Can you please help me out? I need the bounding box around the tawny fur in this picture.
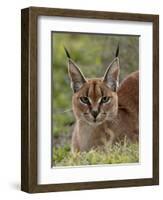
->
[67,58,139,152]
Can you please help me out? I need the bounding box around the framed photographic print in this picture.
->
[21,7,159,193]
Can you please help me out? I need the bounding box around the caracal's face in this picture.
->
[67,55,120,125]
[72,78,118,125]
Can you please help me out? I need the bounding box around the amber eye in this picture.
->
[101,96,110,103]
[80,97,90,104]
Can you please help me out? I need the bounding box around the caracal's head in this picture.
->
[67,50,120,125]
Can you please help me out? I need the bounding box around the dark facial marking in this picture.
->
[93,82,96,95]
[100,86,104,97]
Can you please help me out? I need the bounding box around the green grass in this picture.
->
[53,140,139,167]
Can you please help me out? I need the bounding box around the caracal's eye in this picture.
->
[101,96,111,103]
[80,96,90,104]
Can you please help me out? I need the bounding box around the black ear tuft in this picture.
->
[64,47,71,59]
[115,43,119,58]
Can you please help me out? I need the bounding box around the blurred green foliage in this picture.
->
[52,32,139,166]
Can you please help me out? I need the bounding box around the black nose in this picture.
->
[91,110,99,118]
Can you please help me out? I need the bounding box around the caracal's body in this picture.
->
[66,48,138,152]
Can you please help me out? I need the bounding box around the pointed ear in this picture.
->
[68,59,86,93]
[103,57,120,91]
